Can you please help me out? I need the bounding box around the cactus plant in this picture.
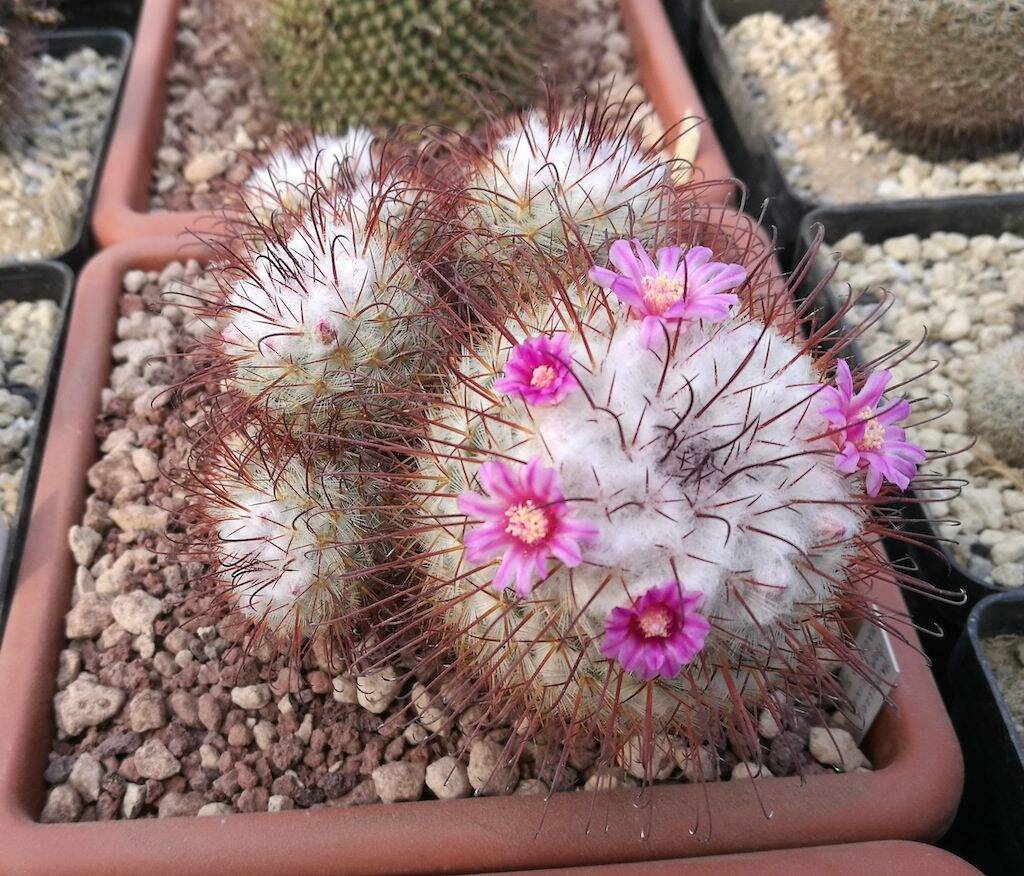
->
[187,132,442,440]
[368,230,929,782]
[456,103,676,265]
[0,0,58,137]
[262,0,562,132]
[192,431,380,656]
[826,0,1024,157]
[968,337,1024,467]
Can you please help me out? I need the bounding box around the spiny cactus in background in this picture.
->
[191,431,382,659]
[455,103,677,265]
[826,0,1024,157]
[363,225,935,785]
[0,0,59,136]
[186,132,442,440]
[968,337,1024,467]
[262,0,562,132]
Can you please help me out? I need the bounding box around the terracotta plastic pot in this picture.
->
[91,0,736,248]
[519,840,980,874]
[0,230,962,874]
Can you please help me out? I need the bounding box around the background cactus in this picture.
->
[0,0,58,136]
[826,0,1024,157]
[968,337,1024,467]
[262,0,562,132]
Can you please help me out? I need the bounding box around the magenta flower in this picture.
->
[819,360,926,496]
[493,334,576,406]
[588,238,746,348]
[601,581,710,681]
[456,458,598,596]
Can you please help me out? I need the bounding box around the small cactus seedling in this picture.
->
[262,0,562,131]
[186,133,442,441]
[0,0,58,137]
[968,337,1024,467]
[364,230,935,786]
[826,0,1024,157]
[192,431,381,659]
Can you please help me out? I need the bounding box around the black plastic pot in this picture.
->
[695,0,1024,258]
[19,29,133,269]
[946,592,1024,876]
[0,261,73,642]
[792,198,1024,674]
[663,0,700,60]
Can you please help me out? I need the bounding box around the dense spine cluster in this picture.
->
[968,337,1024,467]
[262,0,561,131]
[826,0,1024,157]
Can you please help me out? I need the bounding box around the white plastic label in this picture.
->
[837,609,901,744]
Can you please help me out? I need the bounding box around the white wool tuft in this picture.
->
[466,112,669,255]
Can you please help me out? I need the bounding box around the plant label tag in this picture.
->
[837,610,900,744]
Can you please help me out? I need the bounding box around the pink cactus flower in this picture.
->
[819,360,926,496]
[457,458,598,596]
[493,334,576,406]
[601,581,710,681]
[588,238,746,348]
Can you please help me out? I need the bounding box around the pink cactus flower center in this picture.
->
[504,500,550,545]
[637,605,674,638]
[856,409,886,452]
[640,274,686,315]
[530,364,558,389]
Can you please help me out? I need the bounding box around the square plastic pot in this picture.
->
[945,592,1024,875]
[791,198,1024,676]
[91,0,737,248]
[0,261,73,641]
[15,29,132,269]
[695,0,1024,257]
[0,234,961,875]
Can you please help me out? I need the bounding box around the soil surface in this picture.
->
[41,265,871,823]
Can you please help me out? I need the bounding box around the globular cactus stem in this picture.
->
[968,337,1024,467]
[826,0,1024,157]
[382,233,927,781]
[195,433,379,658]
[262,0,563,131]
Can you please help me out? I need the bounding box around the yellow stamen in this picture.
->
[505,501,550,545]
[640,274,687,315]
[856,408,886,452]
[638,605,673,638]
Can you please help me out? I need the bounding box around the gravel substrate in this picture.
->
[0,297,59,526]
[725,14,1024,203]
[149,0,651,212]
[0,48,121,263]
[834,230,1024,587]
[981,635,1024,741]
[41,265,871,823]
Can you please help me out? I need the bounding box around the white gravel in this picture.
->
[832,229,1024,586]
[0,297,59,525]
[0,47,120,263]
[725,14,1024,203]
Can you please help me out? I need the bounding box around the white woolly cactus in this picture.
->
[968,337,1024,467]
[200,436,376,649]
[245,128,376,216]
[459,106,674,260]
[401,235,925,774]
[201,133,438,434]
